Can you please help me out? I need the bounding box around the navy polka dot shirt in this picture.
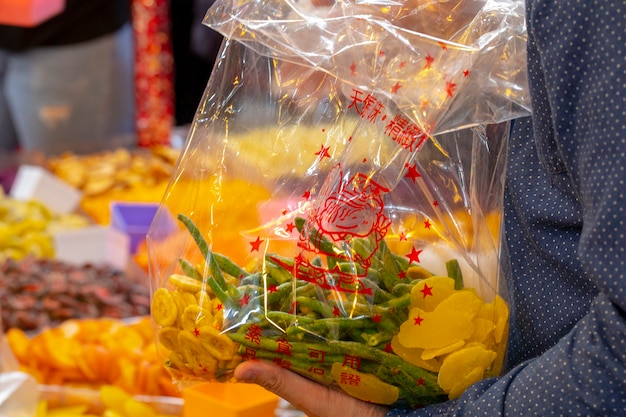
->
[387,0,626,415]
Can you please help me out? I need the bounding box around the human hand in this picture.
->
[234,360,390,417]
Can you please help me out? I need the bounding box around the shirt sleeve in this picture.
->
[386,0,626,415]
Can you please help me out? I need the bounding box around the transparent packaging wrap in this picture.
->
[147,0,530,408]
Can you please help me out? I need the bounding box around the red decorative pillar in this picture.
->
[132,0,174,147]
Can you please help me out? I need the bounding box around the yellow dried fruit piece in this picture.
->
[410,276,456,312]
[172,291,199,320]
[180,305,213,331]
[151,288,178,327]
[398,307,474,350]
[406,265,433,280]
[100,384,130,415]
[168,273,204,293]
[196,325,238,361]
[390,335,441,372]
[447,366,485,400]
[177,330,218,376]
[330,363,400,405]
[157,327,180,352]
[468,318,495,346]
[421,339,465,360]
[437,345,497,393]
[196,290,215,310]
[166,351,192,374]
[493,295,510,344]
[434,290,484,319]
[123,398,158,417]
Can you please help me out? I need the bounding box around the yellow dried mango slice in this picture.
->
[331,363,400,405]
[448,366,485,400]
[421,339,465,360]
[390,335,441,372]
[168,273,204,293]
[493,295,510,344]
[434,290,484,318]
[476,295,509,344]
[398,307,474,350]
[468,318,495,346]
[100,384,130,415]
[437,344,496,393]
[410,276,456,311]
[151,288,178,327]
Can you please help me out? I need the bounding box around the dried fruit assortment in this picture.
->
[5,317,179,398]
[151,214,509,407]
[47,147,179,224]
[0,257,150,332]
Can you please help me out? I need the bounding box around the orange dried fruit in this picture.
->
[5,327,30,363]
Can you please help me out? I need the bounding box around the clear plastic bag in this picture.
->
[147,0,528,407]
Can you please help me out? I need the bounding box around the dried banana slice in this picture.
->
[152,288,178,327]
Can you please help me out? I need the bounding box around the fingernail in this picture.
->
[234,364,255,382]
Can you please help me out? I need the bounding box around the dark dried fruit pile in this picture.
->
[0,257,151,332]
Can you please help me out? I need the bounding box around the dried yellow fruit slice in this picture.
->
[434,290,484,319]
[178,330,218,376]
[447,366,485,400]
[100,384,130,415]
[151,288,178,327]
[493,295,509,344]
[390,335,441,372]
[168,273,204,293]
[421,339,465,360]
[123,397,158,417]
[468,318,495,346]
[180,304,213,331]
[398,307,474,350]
[331,363,400,405]
[410,276,456,311]
[437,344,496,393]
[166,351,192,374]
[157,327,180,351]
[196,325,238,361]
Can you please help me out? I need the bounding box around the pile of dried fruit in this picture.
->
[0,257,150,332]
[0,191,90,261]
[6,317,180,398]
[47,147,179,225]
